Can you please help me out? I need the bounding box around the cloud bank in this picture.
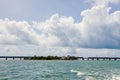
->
[0,0,120,49]
[0,45,120,57]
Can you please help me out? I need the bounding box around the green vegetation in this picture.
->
[24,55,77,60]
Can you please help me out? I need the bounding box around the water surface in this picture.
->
[0,60,120,80]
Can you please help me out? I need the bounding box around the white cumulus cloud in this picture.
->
[0,0,120,50]
[87,0,120,6]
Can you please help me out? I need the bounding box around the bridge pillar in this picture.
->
[92,58,94,60]
[103,58,105,61]
[109,58,111,61]
[82,58,84,60]
[6,58,7,60]
[97,58,99,60]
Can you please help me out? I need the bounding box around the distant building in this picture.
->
[67,55,70,60]
[61,56,66,60]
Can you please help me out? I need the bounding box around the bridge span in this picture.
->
[77,57,120,61]
[0,56,33,60]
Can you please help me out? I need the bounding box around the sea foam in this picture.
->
[70,69,86,76]
[110,75,120,80]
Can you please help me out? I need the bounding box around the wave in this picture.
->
[70,70,95,80]
[70,69,86,76]
[85,74,120,80]
[110,75,120,80]
[70,70,120,80]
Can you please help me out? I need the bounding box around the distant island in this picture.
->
[0,56,120,61]
[24,55,78,60]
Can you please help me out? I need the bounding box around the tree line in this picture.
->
[24,55,77,60]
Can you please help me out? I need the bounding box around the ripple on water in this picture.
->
[0,60,120,80]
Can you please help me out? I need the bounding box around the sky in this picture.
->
[0,0,120,56]
[0,0,91,22]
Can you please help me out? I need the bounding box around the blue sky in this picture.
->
[0,0,120,56]
[0,0,119,22]
[0,0,92,22]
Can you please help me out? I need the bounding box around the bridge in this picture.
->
[0,56,120,60]
[77,57,120,61]
[0,56,33,60]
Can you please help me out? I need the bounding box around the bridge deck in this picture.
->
[77,57,120,60]
[0,56,33,60]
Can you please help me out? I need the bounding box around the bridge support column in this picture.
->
[92,58,94,60]
[82,58,84,60]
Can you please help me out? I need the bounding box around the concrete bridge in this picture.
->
[0,56,120,60]
[77,57,120,61]
[0,56,33,60]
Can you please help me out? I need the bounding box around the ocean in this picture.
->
[0,60,120,80]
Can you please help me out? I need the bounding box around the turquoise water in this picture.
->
[0,60,120,80]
